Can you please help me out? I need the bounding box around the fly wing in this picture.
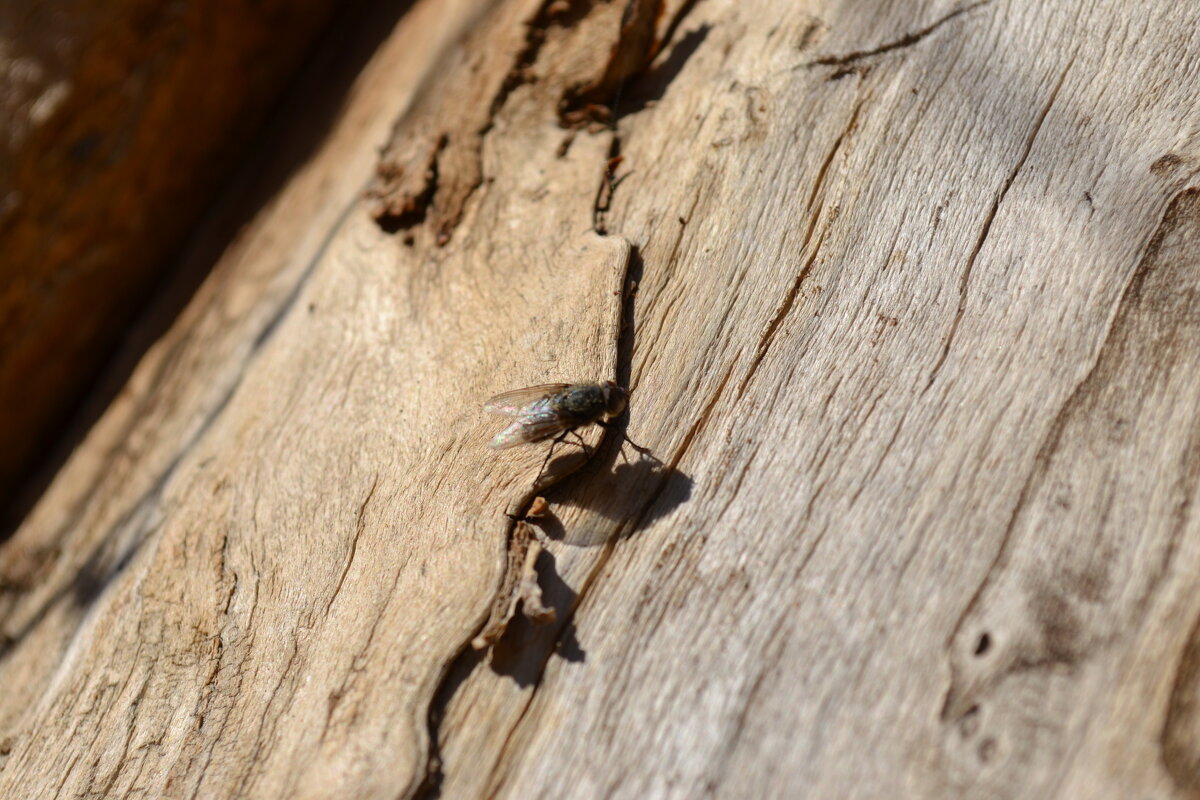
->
[488,400,571,449]
[483,383,570,416]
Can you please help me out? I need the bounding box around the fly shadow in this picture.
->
[485,440,692,686]
[532,442,692,547]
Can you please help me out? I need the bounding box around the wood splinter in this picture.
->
[472,521,556,650]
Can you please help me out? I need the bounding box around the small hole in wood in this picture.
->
[974,632,991,656]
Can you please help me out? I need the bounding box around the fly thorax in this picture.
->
[554,385,606,423]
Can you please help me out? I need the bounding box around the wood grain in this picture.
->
[3,0,1200,797]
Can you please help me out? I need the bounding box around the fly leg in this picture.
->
[536,431,569,483]
[567,429,593,459]
[599,420,657,463]
[534,427,589,487]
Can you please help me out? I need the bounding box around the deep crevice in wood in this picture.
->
[412,244,683,798]
[592,138,625,234]
[370,0,706,244]
[560,0,664,124]
[373,135,446,235]
[411,244,642,799]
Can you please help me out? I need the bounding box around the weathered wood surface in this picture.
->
[0,0,348,510]
[3,0,1200,797]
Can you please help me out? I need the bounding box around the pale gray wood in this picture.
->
[3,0,1200,798]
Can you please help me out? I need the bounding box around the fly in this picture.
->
[484,381,650,480]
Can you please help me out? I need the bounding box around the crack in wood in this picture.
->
[321,561,405,745]
[806,98,862,213]
[738,239,820,399]
[736,97,863,401]
[234,637,302,796]
[809,0,992,68]
[560,0,664,124]
[324,474,379,615]
[87,656,152,797]
[372,136,446,236]
[924,56,1073,393]
[592,137,626,234]
[480,397,704,799]
[470,521,555,651]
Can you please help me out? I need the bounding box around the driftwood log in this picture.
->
[3,0,1200,797]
